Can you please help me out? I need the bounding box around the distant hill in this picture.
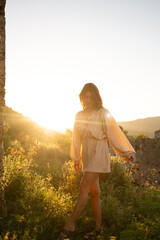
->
[118,117,160,137]
[3,105,23,117]
[2,106,160,137]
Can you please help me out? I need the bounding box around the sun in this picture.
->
[26,106,75,132]
[32,114,71,132]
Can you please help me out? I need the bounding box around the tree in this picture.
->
[0,0,7,216]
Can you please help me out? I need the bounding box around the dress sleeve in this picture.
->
[102,109,135,161]
[70,113,82,163]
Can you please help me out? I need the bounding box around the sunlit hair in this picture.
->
[79,83,103,110]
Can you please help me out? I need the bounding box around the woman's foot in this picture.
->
[83,228,102,239]
[57,226,79,240]
[57,229,75,240]
[64,223,76,232]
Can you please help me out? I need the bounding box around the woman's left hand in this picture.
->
[129,155,134,163]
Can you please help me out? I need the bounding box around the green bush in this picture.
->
[1,126,160,240]
[32,142,70,189]
[0,145,73,240]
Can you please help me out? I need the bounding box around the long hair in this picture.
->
[79,83,103,110]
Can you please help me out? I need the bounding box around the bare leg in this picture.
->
[90,177,102,230]
[64,171,100,231]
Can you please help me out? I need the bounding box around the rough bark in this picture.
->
[0,0,7,217]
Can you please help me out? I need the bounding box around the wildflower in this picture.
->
[110,236,116,240]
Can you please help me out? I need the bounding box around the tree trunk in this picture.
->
[0,0,7,217]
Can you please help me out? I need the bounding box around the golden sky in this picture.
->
[5,0,160,131]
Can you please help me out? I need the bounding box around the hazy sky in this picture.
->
[5,0,160,131]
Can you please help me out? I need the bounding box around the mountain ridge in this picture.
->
[3,106,160,137]
[118,116,160,137]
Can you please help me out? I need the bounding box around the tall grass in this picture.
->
[0,130,160,239]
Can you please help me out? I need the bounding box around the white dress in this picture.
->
[70,107,135,173]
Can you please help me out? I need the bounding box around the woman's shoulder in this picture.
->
[75,110,84,119]
[75,108,110,118]
[98,107,113,121]
[98,107,109,114]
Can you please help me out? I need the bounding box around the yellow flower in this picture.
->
[110,236,116,240]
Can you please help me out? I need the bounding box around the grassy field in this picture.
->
[0,116,160,240]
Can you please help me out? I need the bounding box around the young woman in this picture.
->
[58,83,135,239]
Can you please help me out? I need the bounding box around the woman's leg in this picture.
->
[64,171,100,231]
[90,177,102,230]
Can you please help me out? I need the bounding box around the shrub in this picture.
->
[1,128,160,240]
[0,147,73,240]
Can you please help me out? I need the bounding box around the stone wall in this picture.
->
[155,129,160,138]
[139,137,160,168]
[0,0,7,217]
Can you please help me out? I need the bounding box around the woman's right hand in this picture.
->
[74,163,81,172]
